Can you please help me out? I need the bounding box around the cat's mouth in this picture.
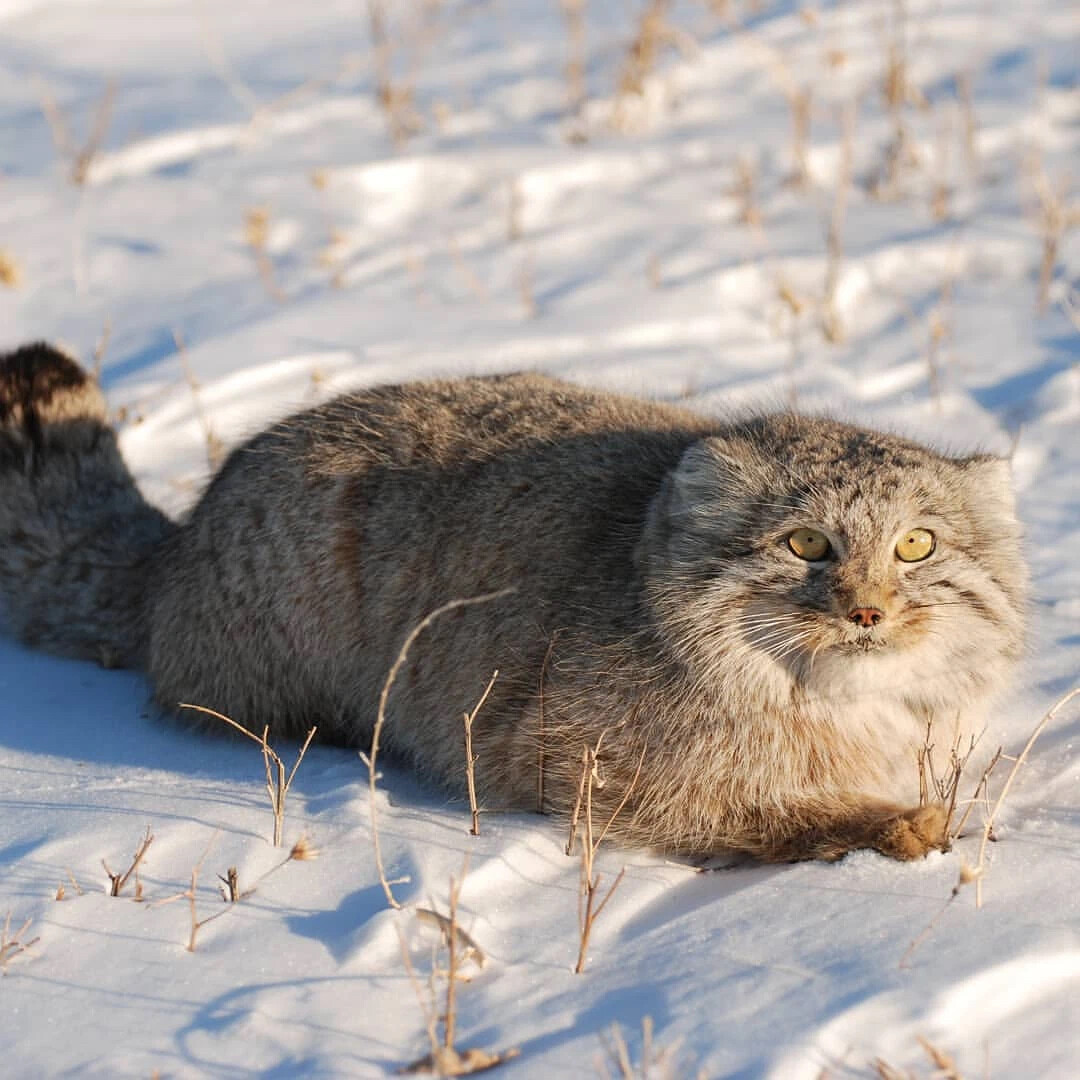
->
[832,630,891,653]
[837,637,889,653]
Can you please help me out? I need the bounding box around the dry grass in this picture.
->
[902,686,1079,966]
[915,720,977,846]
[368,0,424,146]
[874,1036,966,1079]
[561,0,588,123]
[55,870,84,902]
[821,101,856,344]
[872,0,925,199]
[0,249,22,288]
[1029,156,1080,312]
[363,590,514,910]
[612,0,695,131]
[155,834,316,951]
[596,1016,694,1079]
[463,669,498,837]
[0,912,40,974]
[569,732,646,974]
[172,329,226,472]
[243,206,287,303]
[178,703,316,847]
[37,77,115,185]
[399,862,519,1075]
[733,154,762,228]
[103,825,154,898]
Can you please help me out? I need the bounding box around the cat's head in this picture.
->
[642,415,1026,709]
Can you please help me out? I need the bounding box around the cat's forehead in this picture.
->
[738,416,965,515]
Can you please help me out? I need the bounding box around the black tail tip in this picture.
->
[0,341,106,430]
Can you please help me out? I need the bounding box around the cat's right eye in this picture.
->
[788,528,832,561]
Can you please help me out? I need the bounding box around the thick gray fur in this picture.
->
[0,344,1026,860]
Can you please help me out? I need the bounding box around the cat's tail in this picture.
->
[0,342,177,668]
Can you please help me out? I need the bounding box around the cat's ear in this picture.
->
[638,438,756,570]
[668,437,761,518]
[960,454,1017,520]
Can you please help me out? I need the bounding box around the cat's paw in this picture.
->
[874,803,949,860]
[0,342,105,433]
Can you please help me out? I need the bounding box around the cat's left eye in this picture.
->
[896,528,935,562]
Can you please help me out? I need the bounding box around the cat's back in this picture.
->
[195,371,719,591]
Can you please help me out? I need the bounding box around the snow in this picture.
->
[0,0,1077,1076]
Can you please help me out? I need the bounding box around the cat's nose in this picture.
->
[848,606,885,628]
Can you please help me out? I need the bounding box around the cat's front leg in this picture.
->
[755,800,949,863]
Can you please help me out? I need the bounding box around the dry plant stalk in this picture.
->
[972,685,1080,908]
[92,317,111,380]
[463,670,498,836]
[368,0,422,145]
[930,105,952,222]
[874,1036,965,1080]
[597,1016,687,1079]
[873,0,924,198]
[821,101,855,344]
[733,155,762,227]
[1030,161,1080,312]
[571,732,647,974]
[787,86,812,190]
[37,78,115,185]
[612,0,695,130]
[178,703,316,847]
[364,590,514,909]
[915,717,975,845]
[399,863,519,1075]
[561,0,587,121]
[902,686,1079,966]
[0,249,22,288]
[172,330,225,471]
[156,834,315,950]
[0,913,40,974]
[244,207,286,303]
[219,867,242,903]
[103,825,154,897]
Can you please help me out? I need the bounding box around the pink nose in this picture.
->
[848,607,884,628]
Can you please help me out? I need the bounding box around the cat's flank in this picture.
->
[0,343,1026,861]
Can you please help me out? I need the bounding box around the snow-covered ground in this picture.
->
[1,1,1078,1075]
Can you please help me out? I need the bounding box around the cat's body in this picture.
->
[0,344,1026,860]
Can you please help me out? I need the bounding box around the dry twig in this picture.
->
[821,101,855,343]
[572,732,647,974]
[364,590,514,909]
[973,686,1079,907]
[172,330,225,471]
[597,1015,686,1079]
[179,703,316,847]
[463,670,498,836]
[103,825,154,898]
[399,862,518,1075]
[0,913,40,973]
[37,78,115,185]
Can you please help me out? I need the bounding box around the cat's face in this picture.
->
[648,417,1027,707]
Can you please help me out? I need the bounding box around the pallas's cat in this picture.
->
[0,344,1026,860]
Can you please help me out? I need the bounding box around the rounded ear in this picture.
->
[667,437,763,522]
[961,454,1017,520]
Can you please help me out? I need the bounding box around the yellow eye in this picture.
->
[788,528,832,561]
[896,528,935,562]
